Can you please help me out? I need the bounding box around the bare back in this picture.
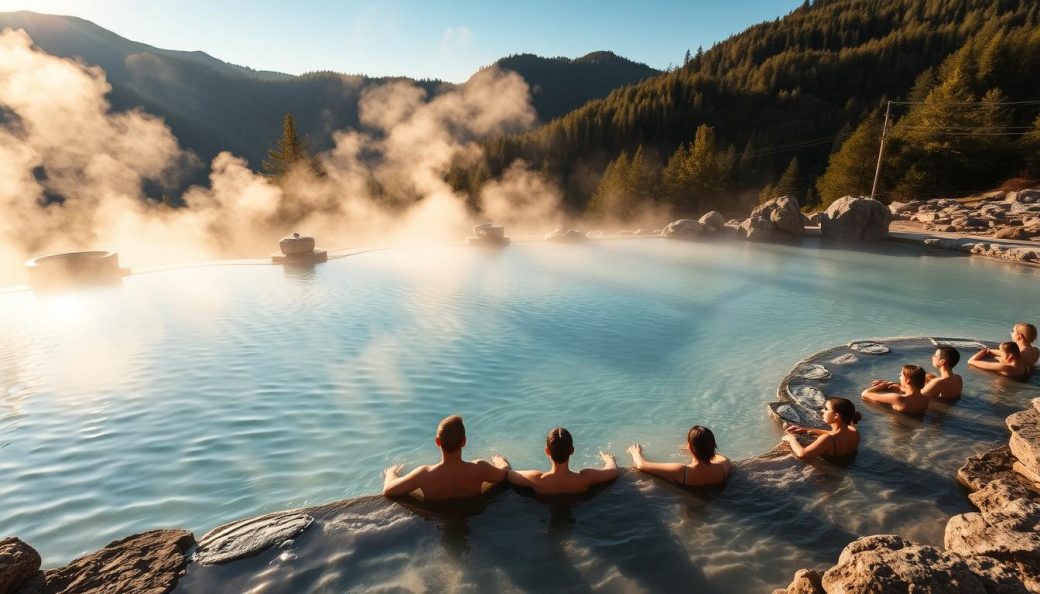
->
[922,374,962,401]
[682,455,731,487]
[516,469,595,495]
[1023,346,1039,368]
[407,460,500,500]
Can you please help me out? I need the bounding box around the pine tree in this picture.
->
[816,118,884,207]
[760,157,802,203]
[262,113,324,179]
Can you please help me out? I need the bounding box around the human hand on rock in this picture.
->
[626,444,643,459]
[599,451,616,465]
[384,464,404,478]
[491,454,510,469]
[785,424,805,434]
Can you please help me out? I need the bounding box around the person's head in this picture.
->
[901,365,926,389]
[686,425,717,463]
[823,397,862,427]
[933,347,960,370]
[1000,341,1022,363]
[436,415,466,454]
[1012,323,1037,345]
[546,427,574,464]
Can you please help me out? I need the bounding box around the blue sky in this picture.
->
[0,0,803,81]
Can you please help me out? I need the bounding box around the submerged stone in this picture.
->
[795,364,831,381]
[848,341,890,354]
[830,353,858,365]
[788,385,825,408]
[195,510,314,565]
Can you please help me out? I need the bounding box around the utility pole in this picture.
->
[870,101,892,201]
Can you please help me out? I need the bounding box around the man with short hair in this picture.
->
[862,364,929,414]
[382,415,510,500]
[986,323,1038,367]
[923,347,963,401]
[505,427,618,495]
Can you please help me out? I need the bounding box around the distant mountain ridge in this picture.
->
[489,52,658,122]
[0,11,657,178]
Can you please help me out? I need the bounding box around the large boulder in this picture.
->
[739,215,775,242]
[41,530,195,594]
[958,445,1020,492]
[749,196,804,237]
[820,196,892,241]
[821,534,1027,593]
[0,537,41,594]
[698,210,726,232]
[661,219,705,239]
[1008,407,1040,478]
[945,478,1040,589]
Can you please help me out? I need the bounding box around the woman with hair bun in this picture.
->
[627,425,731,487]
[782,397,860,460]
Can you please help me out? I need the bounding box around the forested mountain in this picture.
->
[0,12,656,181]
[466,0,1040,218]
[490,52,658,122]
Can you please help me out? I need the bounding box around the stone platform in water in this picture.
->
[769,336,995,432]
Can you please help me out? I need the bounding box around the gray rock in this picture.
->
[750,196,804,237]
[698,210,726,232]
[788,385,826,408]
[821,534,1027,593]
[196,510,314,565]
[740,215,775,242]
[1008,408,1040,478]
[795,363,831,381]
[661,219,705,239]
[981,191,1007,202]
[41,530,194,594]
[849,341,890,354]
[0,537,41,594]
[820,196,892,241]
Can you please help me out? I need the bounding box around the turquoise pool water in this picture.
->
[1,238,1038,592]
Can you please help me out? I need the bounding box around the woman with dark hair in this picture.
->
[782,397,861,460]
[627,425,731,487]
[968,341,1030,379]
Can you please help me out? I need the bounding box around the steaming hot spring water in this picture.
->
[2,238,1039,593]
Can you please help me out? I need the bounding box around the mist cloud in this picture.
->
[0,28,573,285]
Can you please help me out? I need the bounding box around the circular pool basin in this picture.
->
[1,238,1038,592]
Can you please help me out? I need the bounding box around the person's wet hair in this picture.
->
[1001,341,1022,361]
[936,347,960,369]
[826,397,862,426]
[687,425,717,463]
[546,427,574,463]
[903,365,926,389]
[437,415,466,453]
[1016,322,1037,343]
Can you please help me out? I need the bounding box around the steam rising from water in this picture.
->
[0,28,564,285]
